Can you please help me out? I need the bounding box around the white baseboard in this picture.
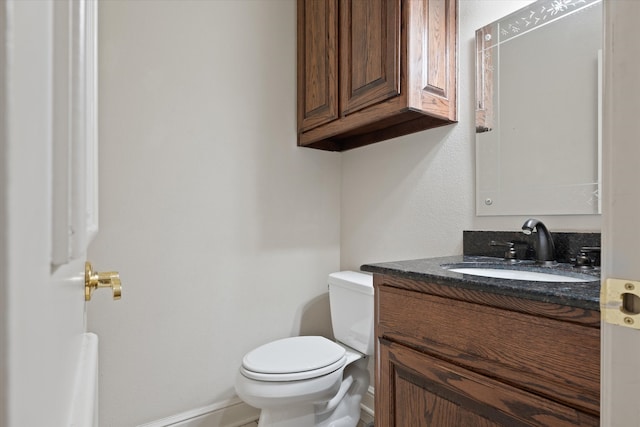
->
[359,386,375,424]
[137,387,375,427]
[136,397,260,427]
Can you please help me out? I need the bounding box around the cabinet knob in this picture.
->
[85,261,122,301]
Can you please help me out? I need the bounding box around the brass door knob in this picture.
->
[85,262,122,301]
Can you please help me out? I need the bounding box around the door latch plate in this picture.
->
[601,278,640,329]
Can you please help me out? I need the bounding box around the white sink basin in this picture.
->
[447,267,594,283]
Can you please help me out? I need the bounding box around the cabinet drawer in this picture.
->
[376,285,600,414]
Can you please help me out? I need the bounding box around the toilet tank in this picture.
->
[328,271,374,356]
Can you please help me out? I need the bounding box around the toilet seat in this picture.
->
[241,336,347,382]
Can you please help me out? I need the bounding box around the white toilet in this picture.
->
[235,271,374,427]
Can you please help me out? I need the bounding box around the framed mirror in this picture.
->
[475,0,602,216]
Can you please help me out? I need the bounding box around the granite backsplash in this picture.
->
[463,230,601,265]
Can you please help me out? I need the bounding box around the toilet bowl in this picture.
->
[235,271,374,427]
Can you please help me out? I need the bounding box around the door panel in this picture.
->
[406,0,457,120]
[340,0,401,115]
[52,0,99,265]
[601,1,640,425]
[297,0,339,132]
[1,1,99,425]
[378,341,598,427]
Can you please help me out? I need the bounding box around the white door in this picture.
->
[601,1,640,425]
[0,1,115,426]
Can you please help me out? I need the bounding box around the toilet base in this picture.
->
[316,359,369,427]
[258,405,315,427]
[256,359,370,427]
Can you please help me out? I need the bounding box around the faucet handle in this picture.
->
[489,240,518,260]
[490,240,514,247]
[581,246,601,254]
[574,252,593,268]
[575,246,601,268]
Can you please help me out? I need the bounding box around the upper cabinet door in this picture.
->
[340,0,400,116]
[406,0,457,121]
[297,0,339,132]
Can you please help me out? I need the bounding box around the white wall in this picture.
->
[88,1,341,425]
[340,0,601,271]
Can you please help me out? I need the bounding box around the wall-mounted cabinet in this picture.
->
[297,0,458,151]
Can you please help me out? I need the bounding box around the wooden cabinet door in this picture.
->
[339,0,401,115]
[297,0,339,132]
[406,0,457,121]
[377,340,599,427]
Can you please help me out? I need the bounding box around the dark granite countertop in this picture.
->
[361,255,601,311]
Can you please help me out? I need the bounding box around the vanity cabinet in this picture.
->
[374,274,600,426]
[297,0,458,151]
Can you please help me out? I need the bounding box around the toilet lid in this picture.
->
[241,336,346,381]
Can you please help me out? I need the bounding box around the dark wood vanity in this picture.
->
[363,258,600,427]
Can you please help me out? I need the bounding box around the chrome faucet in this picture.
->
[521,218,556,265]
